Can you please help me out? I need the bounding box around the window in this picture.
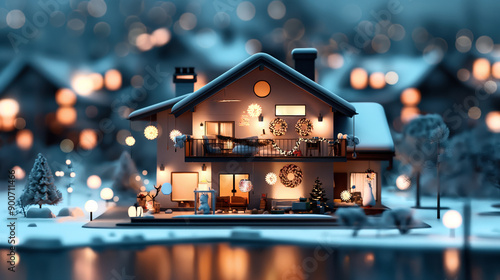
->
[275,105,306,116]
[219,173,249,201]
[171,172,199,202]
[205,121,234,137]
[254,80,271,97]
[350,172,377,201]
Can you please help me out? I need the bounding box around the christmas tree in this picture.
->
[20,153,62,208]
[309,177,328,208]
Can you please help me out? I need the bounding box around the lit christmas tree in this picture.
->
[20,153,63,208]
[309,177,328,209]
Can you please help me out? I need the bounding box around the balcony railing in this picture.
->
[185,137,347,161]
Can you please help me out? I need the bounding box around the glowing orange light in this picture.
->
[485,111,500,133]
[0,98,19,118]
[56,107,77,126]
[135,33,154,51]
[152,28,171,46]
[400,88,421,106]
[401,107,420,123]
[89,73,104,90]
[12,166,25,180]
[104,69,122,91]
[79,129,98,150]
[473,58,490,81]
[492,62,500,79]
[1,117,15,131]
[444,249,460,278]
[16,129,33,150]
[56,88,77,106]
[369,72,386,89]
[350,68,368,90]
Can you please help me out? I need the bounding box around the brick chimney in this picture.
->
[173,67,197,96]
[291,48,317,81]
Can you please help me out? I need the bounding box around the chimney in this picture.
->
[173,67,197,96]
[291,48,317,81]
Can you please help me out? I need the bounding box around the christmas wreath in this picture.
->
[279,164,303,188]
[269,118,288,136]
[295,118,313,136]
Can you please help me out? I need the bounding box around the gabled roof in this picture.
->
[128,94,189,121]
[170,53,356,117]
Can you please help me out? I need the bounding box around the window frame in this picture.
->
[275,104,306,117]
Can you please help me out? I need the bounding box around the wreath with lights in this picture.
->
[269,118,288,136]
[295,118,313,136]
[279,164,303,188]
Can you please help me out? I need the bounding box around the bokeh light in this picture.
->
[0,99,19,118]
[16,129,33,150]
[89,73,104,90]
[442,210,462,229]
[328,54,344,69]
[485,111,500,132]
[372,34,391,53]
[136,33,154,51]
[100,187,114,200]
[385,71,399,85]
[396,174,411,190]
[400,88,421,106]
[125,136,136,146]
[6,10,25,29]
[457,68,470,82]
[14,118,26,130]
[72,74,94,96]
[455,36,472,53]
[60,139,74,153]
[492,62,500,79]
[56,107,77,126]
[151,28,171,46]
[104,69,122,91]
[268,1,286,20]
[237,2,256,21]
[401,107,420,123]
[473,58,490,80]
[12,166,25,180]
[179,13,197,30]
[56,89,77,106]
[369,72,386,89]
[350,68,368,90]
[87,175,102,189]
[476,36,494,54]
[467,106,481,120]
[79,129,98,150]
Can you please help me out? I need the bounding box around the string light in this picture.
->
[340,190,352,202]
[125,136,136,146]
[169,129,182,143]
[265,172,278,185]
[247,103,262,117]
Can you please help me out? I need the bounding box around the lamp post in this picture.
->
[85,200,98,221]
[100,187,114,207]
[443,210,462,238]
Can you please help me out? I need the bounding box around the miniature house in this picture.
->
[128,48,394,211]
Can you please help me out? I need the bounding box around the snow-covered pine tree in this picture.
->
[20,153,62,208]
[309,177,328,208]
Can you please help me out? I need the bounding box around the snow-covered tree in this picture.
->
[20,153,62,209]
[112,151,142,192]
[396,114,449,208]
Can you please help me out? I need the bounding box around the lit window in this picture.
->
[254,80,271,97]
[275,105,306,116]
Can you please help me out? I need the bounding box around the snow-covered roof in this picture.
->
[336,102,394,152]
[170,52,356,117]
[127,94,189,121]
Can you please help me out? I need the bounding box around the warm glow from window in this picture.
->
[473,58,490,80]
[0,98,19,118]
[79,129,98,150]
[275,105,306,116]
[16,129,33,150]
[105,69,122,91]
[369,72,386,89]
[350,68,368,90]
[72,74,94,96]
[56,89,77,106]
[254,80,271,97]
[486,111,500,132]
[400,88,421,106]
[492,62,500,79]
[401,107,420,123]
[56,107,77,126]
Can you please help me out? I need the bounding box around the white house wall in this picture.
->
[191,67,334,139]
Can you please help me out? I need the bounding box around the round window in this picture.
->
[254,80,271,97]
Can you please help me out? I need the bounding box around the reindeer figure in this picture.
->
[147,184,162,213]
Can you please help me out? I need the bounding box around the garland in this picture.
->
[269,118,288,136]
[271,137,332,156]
[279,164,303,188]
[295,118,313,136]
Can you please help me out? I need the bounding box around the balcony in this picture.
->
[185,137,347,162]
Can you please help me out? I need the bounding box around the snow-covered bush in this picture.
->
[335,207,367,237]
[26,208,55,218]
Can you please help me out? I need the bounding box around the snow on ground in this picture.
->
[1,183,500,251]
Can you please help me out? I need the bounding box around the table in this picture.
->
[193,189,217,215]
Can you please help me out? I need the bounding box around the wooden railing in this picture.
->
[185,138,346,159]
